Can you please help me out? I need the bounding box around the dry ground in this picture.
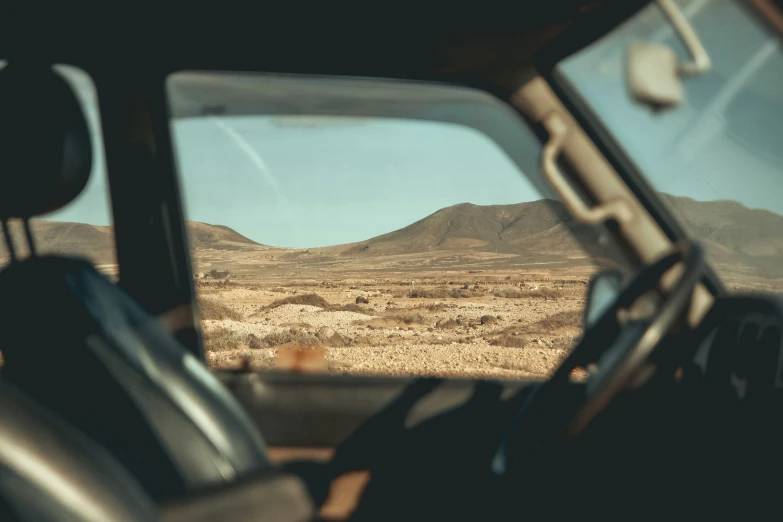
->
[198,268,590,380]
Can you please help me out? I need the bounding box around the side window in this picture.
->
[166,72,616,379]
[0,63,116,277]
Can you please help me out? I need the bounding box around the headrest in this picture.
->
[0,62,92,219]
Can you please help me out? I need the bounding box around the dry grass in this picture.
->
[263,293,331,311]
[493,287,565,300]
[489,333,527,348]
[203,327,245,351]
[385,312,429,325]
[534,309,582,330]
[204,326,323,353]
[254,328,322,348]
[199,298,243,321]
[406,287,479,299]
[330,303,371,313]
[484,309,581,349]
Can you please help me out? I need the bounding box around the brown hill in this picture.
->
[186,222,262,250]
[338,200,599,261]
[4,195,783,280]
[0,221,260,266]
[337,195,783,277]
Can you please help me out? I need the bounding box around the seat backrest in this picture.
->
[0,377,158,522]
[0,256,271,501]
[0,61,270,501]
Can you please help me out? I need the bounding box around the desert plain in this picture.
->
[4,194,783,379]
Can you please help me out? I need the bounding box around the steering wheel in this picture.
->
[496,241,705,473]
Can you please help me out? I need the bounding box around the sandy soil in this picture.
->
[199,268,589,380]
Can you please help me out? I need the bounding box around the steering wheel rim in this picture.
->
[496,242,705,474]
[566,241,705,436]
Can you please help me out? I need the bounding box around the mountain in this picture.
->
[659,194,783,278]
[186,222,262,250]
[4,194,783,280]
[336,199,605,265]
[0,221,260,267]
[335,195,783,277]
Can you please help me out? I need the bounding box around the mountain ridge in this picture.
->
[3,194,783,279]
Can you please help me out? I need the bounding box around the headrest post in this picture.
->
[23,219,36,257]
[2,219,17,263]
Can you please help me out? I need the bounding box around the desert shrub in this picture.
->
[534,310,582,331]
[203,327,245,352]
[245,333,262,349]
[330,303,370,313]
[550,334,581,351]
[348,335,394,347]
[263,293,331,311]
[493,287,565,300]
[526,287,565,299]
[199,298,243,321]
[386,312,428,325]
[493,287,523,298]
[489,334,527,348]
[256,328,322,348]
[408,287,478,298]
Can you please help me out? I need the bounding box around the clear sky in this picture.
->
[557,0,783,214]
[46,108,542,248]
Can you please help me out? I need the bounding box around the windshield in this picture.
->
[556,0,783,293]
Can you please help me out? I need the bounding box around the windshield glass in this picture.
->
[556,0,783,293]
[166,73,631,379]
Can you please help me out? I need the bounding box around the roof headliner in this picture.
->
[2,1,630,91]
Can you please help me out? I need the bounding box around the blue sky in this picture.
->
[47,111,541,248]
[557,0,783,213]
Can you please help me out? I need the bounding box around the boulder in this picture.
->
[317,327,345,346]
[480,315,498,325]
[436,318,459,329]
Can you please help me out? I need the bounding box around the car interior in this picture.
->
[2,1,783,520]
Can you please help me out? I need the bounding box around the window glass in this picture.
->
[556,0,783,292]
[167,72,624,379]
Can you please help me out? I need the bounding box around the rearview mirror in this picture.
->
[627,43,683,110]
[625,0,711,110]
[584,270,625,329]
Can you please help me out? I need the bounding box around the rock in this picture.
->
[246,333,262,349]
[316,327,345,347]
[496,315,503,320]
[480,315,497,325]
[436,318,459,329]
[356,296,370,304]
